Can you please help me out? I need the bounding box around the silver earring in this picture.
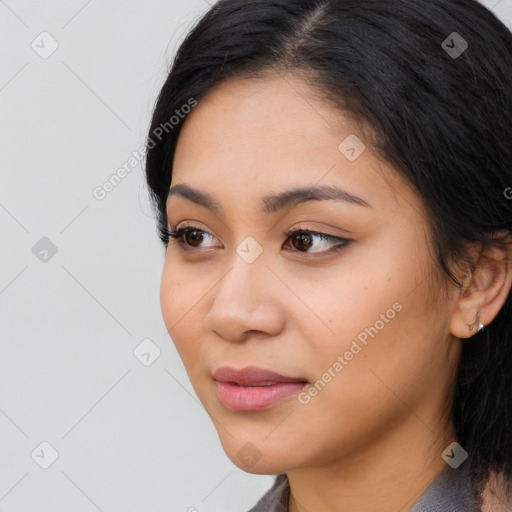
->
[467,310,484,333]
[476,310,484,332]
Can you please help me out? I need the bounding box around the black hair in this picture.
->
[144,0,512,502]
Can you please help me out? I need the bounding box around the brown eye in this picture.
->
[184,230,205,247]
[168,226,219,250]
[291,232,314,252]
[284,229,351,255]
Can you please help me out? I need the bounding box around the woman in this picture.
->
[144,0,512,510]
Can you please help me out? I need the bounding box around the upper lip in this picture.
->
[213,366,308,386]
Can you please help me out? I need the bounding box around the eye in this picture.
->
[168,225,220,250]
[168,225,350,255]
[283,228,350,255]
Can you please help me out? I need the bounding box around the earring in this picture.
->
[466,310,484,333]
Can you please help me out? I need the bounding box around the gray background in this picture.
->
[1,1,511,511]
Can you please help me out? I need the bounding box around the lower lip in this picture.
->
[215,381,307,411]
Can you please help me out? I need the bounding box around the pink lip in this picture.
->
[213,366,308,411]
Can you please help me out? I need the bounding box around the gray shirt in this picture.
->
[247,465,481,512]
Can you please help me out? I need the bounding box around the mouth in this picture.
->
[212,365,309,411]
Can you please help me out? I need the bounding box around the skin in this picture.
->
[160,73,512,512]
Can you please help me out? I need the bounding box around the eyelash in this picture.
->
[167,225,350,256]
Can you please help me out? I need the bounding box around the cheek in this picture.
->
[284,256,407,355]
[289,248,439,404]
[160,260,207,363]
[160,261,181,328]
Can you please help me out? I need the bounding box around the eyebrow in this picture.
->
[167,183,372,214]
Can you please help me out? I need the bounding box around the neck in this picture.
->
[287,415,457,512]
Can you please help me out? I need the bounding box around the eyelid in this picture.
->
[285,223,350,239]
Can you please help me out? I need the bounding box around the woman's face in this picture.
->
[161,73,462,475]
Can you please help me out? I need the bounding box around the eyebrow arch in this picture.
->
[167,183,372,214]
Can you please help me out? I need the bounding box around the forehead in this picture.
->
[175,73,352,166]
[172,73,421,217]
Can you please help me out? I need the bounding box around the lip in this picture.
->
[213,366,308,411]
[213,365,307,386]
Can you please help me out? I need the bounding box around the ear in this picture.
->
[450,232,512,339]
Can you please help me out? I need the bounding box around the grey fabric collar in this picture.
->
[247,465,481,512]
[409,465,481,512]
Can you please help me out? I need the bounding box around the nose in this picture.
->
[203,255,286,342]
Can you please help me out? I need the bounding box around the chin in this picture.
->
[217,434,296,475]
[230,454,291,476]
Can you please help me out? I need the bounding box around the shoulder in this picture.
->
[410,465,482,512]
